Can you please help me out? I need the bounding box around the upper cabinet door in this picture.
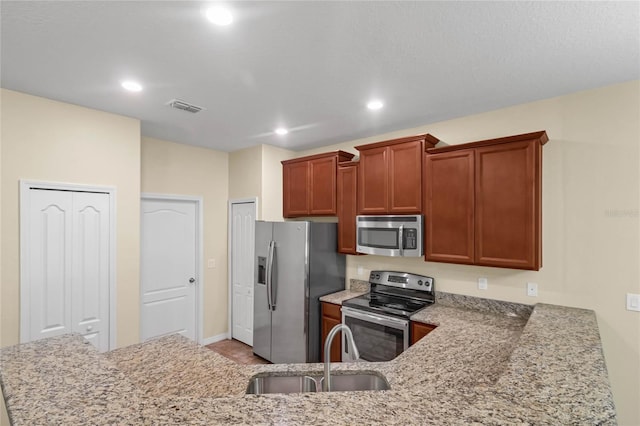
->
[356,135,438,215]
[309,156,337,215]
[282,151,355,218]
[474,140,541,270]
[337,162,359,254]
[425,150,475,264]
[358,146,389,214]
[283,161,310,217]
[389,140,423,213]
[424,131,546,271]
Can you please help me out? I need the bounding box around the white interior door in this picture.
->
[71,192,110,350]
[231,201,255,346]
[141,198,198,342]
[26,190,73,342]
[21,187,111,352]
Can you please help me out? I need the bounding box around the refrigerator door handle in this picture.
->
[265,241,272,310]
[266,240,275,311]
[269,240,277,311]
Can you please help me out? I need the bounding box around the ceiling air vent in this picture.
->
[167,99,204,114]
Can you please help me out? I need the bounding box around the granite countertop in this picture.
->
[0,296,616,425]
[319,279,369,305]
[319,289,367,305]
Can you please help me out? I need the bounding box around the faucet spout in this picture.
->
[323,323,359,391]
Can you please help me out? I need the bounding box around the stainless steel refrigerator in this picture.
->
[253,221,345,364]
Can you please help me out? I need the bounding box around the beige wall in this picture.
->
[140,137,229,339]
[261,144,294,221]
[0,89,141,350]
[228,144,294,221]
[228,145,262,204]
[272,81,640,425]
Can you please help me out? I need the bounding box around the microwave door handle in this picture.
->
[398,225,404,256]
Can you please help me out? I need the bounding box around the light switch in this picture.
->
[478,278,488,290]
[208,258,216,269]
[627,293,640,312]
[527,282,538,297]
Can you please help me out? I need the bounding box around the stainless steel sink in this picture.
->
[246,375,317,395]
[246,372,389,395]
[320,373,390,392]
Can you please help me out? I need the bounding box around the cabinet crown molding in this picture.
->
[355,133,440,151]
[426,131,548,154]
[281,150,354,165]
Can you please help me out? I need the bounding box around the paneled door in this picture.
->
[71,192,111,350]
[424,150,475,264]
[141,197,198,341]
[230,201,255,346]
[21,186,111,352]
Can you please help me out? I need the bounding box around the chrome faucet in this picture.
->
[323,323,360,391]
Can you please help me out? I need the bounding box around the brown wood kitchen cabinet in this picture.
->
[321,302,342,362]
[424,131,548,270]
[410,321,436,345]
[424,149,475,264]
[337,161,359,254]
[282,151,354,218]
[356,134,439,215]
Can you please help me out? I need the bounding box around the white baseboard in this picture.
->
[202,332,230,346]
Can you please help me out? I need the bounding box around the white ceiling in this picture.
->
[2,1,639,152]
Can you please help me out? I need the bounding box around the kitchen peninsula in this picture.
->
[0,297,615,425]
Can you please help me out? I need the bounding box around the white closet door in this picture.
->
[27,189,74,341]
[231,201,255,346]
[71,192,110,351]
[23,187,111,352]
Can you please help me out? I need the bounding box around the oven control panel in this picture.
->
[369,271,434,292]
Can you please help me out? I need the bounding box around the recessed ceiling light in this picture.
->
[275,128,288,135]
[121,80,143,92]
[367,100,384,110]
[206,6,233,26]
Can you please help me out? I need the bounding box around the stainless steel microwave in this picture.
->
[356,215,423,257]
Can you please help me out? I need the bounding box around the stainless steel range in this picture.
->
[341,271,435,362]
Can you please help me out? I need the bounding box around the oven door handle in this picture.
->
[342,307,409,329]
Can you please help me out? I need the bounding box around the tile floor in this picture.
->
[206,339,270,365]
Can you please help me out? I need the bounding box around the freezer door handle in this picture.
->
[266,240,275,311]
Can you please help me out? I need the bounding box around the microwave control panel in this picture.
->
[404,229,417,249]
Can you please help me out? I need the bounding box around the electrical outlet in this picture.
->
[478,278,488,290]
[207,258,216,269]
[627,293,640,312]
[357,265,364,276]
[527,282,538,297]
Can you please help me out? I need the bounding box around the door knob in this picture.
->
[189,277,196,284]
